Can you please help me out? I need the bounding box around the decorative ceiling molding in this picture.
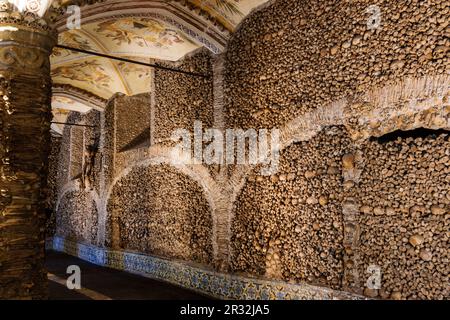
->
[54,0,230,30]
[53,83,107,110]
[52,0,229,53]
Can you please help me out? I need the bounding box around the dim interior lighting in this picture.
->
[7,0,54,17]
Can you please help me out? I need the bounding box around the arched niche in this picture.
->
[356,128,449,300]
[56,189,99,245]
[106,163,214,265]
[230,126,353,290]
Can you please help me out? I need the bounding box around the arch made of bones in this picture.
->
[49,0,269,121]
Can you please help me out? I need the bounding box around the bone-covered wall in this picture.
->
[116,93,151,153]
[357,132,449,300]
[224,0,448,130]
[56,190,98,244]
[221,0,449,300]
[51,0,449,300]
[83,110,101,192]
[231,127,351,290]
[108,164,213,265]
[154,49,214,144]
[54,110,101,245]
[56,114,75,191]
[45,136,62,237]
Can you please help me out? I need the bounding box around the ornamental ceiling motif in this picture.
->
[50,0,268,133]
[51,17,197,98]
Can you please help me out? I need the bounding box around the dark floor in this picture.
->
[46,250,211,300]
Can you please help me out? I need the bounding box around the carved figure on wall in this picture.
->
[81,144,98,191]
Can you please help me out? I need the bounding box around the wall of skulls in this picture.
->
[56,113,77,190]
[83,110,101,192]
[107,164,213,265]
[154,49,214,143]
[224,0,448,130]
[356,132,449,300]
[231,127,350,290]
[224,0,449,300]
[70,126,84,179]
[114,93,152,175]
[45,136,62,237]
[102,101,116,195]
[115,93,151,153]
[56,190,98,245]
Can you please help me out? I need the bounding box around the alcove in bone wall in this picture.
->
[355,129,449,300]
[56,190,99,245]
[230,126,351,289]
[106,164,214,265]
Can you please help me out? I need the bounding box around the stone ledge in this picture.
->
[46,236,365,300]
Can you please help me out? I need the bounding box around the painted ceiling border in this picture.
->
[53,0,228,54]
[53,83,108,110]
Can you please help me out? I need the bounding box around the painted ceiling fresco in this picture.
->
[90,18,198,59]
[51,17,199,99]
[51,0,268,134]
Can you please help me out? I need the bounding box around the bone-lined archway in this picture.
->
[100,145,222,258]
[102,146,221,265]
[55,180,102,245]
[224,74,450,269]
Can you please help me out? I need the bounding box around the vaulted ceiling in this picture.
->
[50,0,268,132]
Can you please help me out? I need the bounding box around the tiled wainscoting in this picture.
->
[47,236,364,300]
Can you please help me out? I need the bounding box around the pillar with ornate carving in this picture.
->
[0,1,56,299]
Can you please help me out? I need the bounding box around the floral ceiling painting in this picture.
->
[85,17,199,60]
[50,0,269,124]
[52,31,94,60]
[51,16,199,100]
[92,18,197,55]
[52,60,112,89]
[52,57,122,98]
